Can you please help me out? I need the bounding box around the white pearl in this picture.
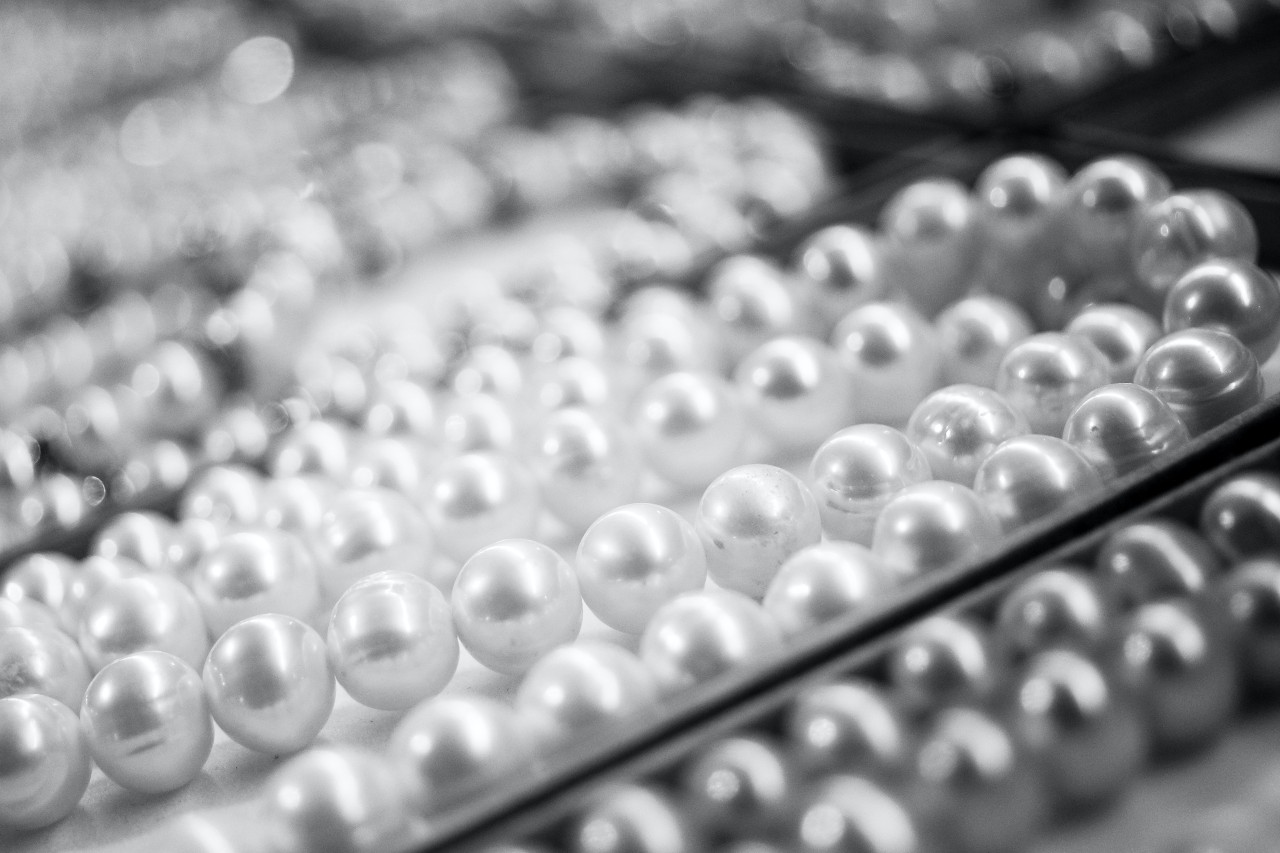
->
[571,784,700,853]
[879,178,980,317]
[317,487,441,602]
[452,539,583,675]
[575,503,707,634]
[531,408,643,532]
[131,341,223,438]
[706,255,800,367]
[534,306,607,364]
[973,153,1067,304]
[681,735,794,836]
[973,435,1105,531]
[425,452,542,565]
[934,296,1033,388]
[0,626,90,709]
[0,694,91,830]
[831,302,941,426]
[78,574,209,672]
[797,775,919,853]
[617,295,716,379]
[906,384,1030,487]
[807,425,932,545]
[1060,155,1171,290]
[996,333,1111,436]
[2,552,75,617]
[786,681,908,776]
[0,598,59,633]
[1065,303,1161,383]
[1062,383,1190,479]
[180,464,264,526]
[61,555,141,636]
[261,475,337,534]
[453,345,524,399]
[632,371,749,492]
[202,404,271,466]
[734,336,853,453]
[996,568,1109,660]
[363,378,436,438]
[1135,328,1262,436]
[348,434,439,499]
[192,529,321,637]
[203,614,334,754]
[166,518,224,580]
[327,571,458,711]
[872,481,1001,581]
[536,357,612,411]
[441,393,517,454]
[763,542,891,638]
[639,589,782,695]
[81,650,213,793]
[269,420,352,481]
[791,224,886,335]
[90,510,175,573]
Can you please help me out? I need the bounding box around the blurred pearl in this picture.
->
[996,568,1108,660]
[633,372,748,492]
[696,464,823,599]
[166,517,223,580]
[54,385,131,473]
[1063,383,1191,478]
[706,255,799,367]
[425,453,541,564]
[534,307,606,364]
[2,552,75,616]
[974,153,1067,301]
[532,408,642,532]
[78,574,209,672]
[1136,329,1262,436]
[1013,649,1145,811]
[317,488,440,602]
[889,615,993,713]
[1061,156,1171,287]
[203,614,334,754]
[91,511,175,573]
[618,294,716,379]
[575,503,707,634]
[763,542,890,637]
[270,420,351,481]
[537,357,611,411]
[81,650,213,793]
[831,302,940,426]
[1164,258,1280,362]
[1218,558,1280,696]
[202,404,272,466]
[441,393,516,454]
[574,783,700,853]
[193,529,321,637]
[61,556,140,637]
[453,345,524,399]
[262,475,337,535]
[681,735,794,836]
[0,694,91,830]
[1097,520,1222,612]
[390,696,535,815]
[327,571,458,711]
[180,464,263,526]
[0,599,59,633]
[734,336,853,453]
[1066,304,1162,383]
[879,178,979,317]
[996,333,1110,436]
[934,296,1033,388]
[808,425,931,545]
[452,539,583,675]
[639,590,782,695]
[792,224,886,334]
[262,747,413,853]
[131,341,222,438]
[872,481,1000,581]
[906,385,1030,487]
[0,626,90,708]
[786,681,908,778]
[1200,472,1280,561]
[973,435,1103,531]
[363,378,436,438]
[348,435,438,499]
[0,429,36,495]
[797,775,919,853]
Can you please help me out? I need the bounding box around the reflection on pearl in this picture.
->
[317,487,441,601]
[1060,155,1171,289]
[441,393,517,454]
[78,574,209,672]
[1096,520,1222,612]
[681,735,793,835]
[362,378,436,438]
[763,542,890,637]
[889,615,993,712]
[1134,328,1262,436]
[639,590,782,695]
[0,599,59,633]
[167,518,224,580]
[531,408,642,532]
[453,345,524,399]
[81,650,213,793]
[536,357,611,411]
[193,529,321,637]
[973,435,1103,531]
[0,626,90,709]
[786,680,907,778]
[831,302,941,426]
[633,371,748,491]
[974,153,1066,304]
[734,336,853,452]
[1219,558,1280,696]
[797,775,919,853]
[1062,383,1190,479]
[180,464,263,527]
[1200,472,1280,561]
[1164,258,1280,362]
[425,453,542,565]
[618,293,715,379]
[261,475,337,535]
[906,385,1030,487]
[0,694,91,830]
[90,511,175,573]
[792,224,885,334]
[996,333,1110,436]
[996,568,1108,660]
[2,552,75,616]
[934,296,1033,388]
[879,178,979,317]
[706,255,799,367]
[61,556,141,637]
[573,784,700,853]
[1065,304,1162,383]
[269,419,351,481]
[872,481,1000,581]
[808,425,932,545]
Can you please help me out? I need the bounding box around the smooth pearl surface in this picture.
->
[362,378,436,438]
[793,224,886,333]
[451,539,583,675]
[996,333,1111,436]
[1065,304,1162,383]
[639,589,782,695]
[193,529,321,637]
[1096,520,1222,612]
[1219,558,1280,696]
[78,574,209,672]
[348,435,439,500]
[706,255,799,367]
[269,420,352,481]
[633,371,748,491]
[261,476,337,534]
[327,571,458,711]
[1061,155,1171,286]
[1063,383,1191,479]
[573,784,699,853]
[734,336,853,452]
[808,425,932,544]
[1134,328,1262,436]
[996,568,1108,660]
[879,178,979,317]
[166,518,224,580]
[1164,258,1280,362]
[618,295,716,379]
[786,681,907,777]
[131,341,222,437]
[81,650,213,793]
[934,296,1034,388]
[696,464,823,598]
[0,599,59,633]
[906,384,1030,487]
[91,511,175,573]
[536,357,611,411]
[61,556,141,636]
[797,775,919,853]
[2,552,75,618]
[889,615,993,713]
[763,542,891,637]
[0,694,91,830]
[180,464,263,527]
[202,614,335,754]
[453,345,524,399]
[831,302,941,426]
[425,453,542,564]
[531,408,642,532]
[1200,472,1280,561]
[871,481,1000,581]
[0,626,90,709]
[973,435,1103,532]
[681,735,794,835]
[440,393,516,454]
[974,154,1066,303]
[318,487,441,600]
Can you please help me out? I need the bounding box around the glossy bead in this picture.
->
[81,650,213,793]
[1218,558,1280,696]
[1062,383,1191,479]
[574,784,700,853]
[996,568,1108,660]
[889,615,994,713]
[0,694,91,830]
[633,371,749,492]
[180,464,263,527]
[973,435,1103,532]
[696,464,823,599]
[808,425,932,545]
[1200,472,1280,561]
[327,571,458,711]
[0,599,58,633]
[1164,258,1280,362]
[996,333,1111,436]
[681,735,794,835]
[934,296,1034,388]
[78,574,209,672]
[974,154,1067,292]
[453,345,524,399]
[441,393,517,454]
[90,511,175,573]
[317,487,441,601]
[786,681,908,777]
[906,385,1030,487]
[269,419,352,481]
[348,435,439,500]
[871,481,1000,581]
[2,552,75,617]
[1060,156,1171,286]
[763,542,891,637]
[1135,329,1262,436]
[0,626,90,709]
[797,775,919,853]
[192,528,321,638]
[575,503,707,634]
[617,294,716,379]
[879,178,980,317]
[531,408,642,532]
[425,452,542,564]
[536,357,612,411]
[390,696,535,815]
[792,224,886,334]
[639,590,782,695]
[734,336,853,453]
[1066,303,1162,383]
[1097,520,1222,612]
[831,302,941,426]
[534,306,606,364]
[131,341,222,437]
[451,539,583,675]
[706,255,799,367]
[363,378,436,438]
[261,475,337,535]
[61,556,141,637]
[202,614,335,754]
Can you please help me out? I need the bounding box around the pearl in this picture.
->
[193,529,321,637]
[696,464,823,599]
[54,385,132,473]
[996,568,1108,660]
[389,696,536,815]
[1065,303,1162,383]
[734,336,853,453]
[1164,258,1280,362]
[0,694,91,830]
[0,625,90,709]
[706,255,799,367]
[327,571,458,711]
[973,153,1067,303]
[81,650,213,793]
[871,481,1000,581]
[808,425,932,545]
[1062,383,1191,479]
[534,306,607,364]
[879,178,980,317]
[348,435,439,499]
[1200,472,1280,561]
[1218,558,1280,696]
[90,511,176,573]
[617,292,716,379]
[531,408,643,532]
[796,775,919,853]
[1096,520,1222,611]
[0,599,59,633]
[453,345,524,399]
[202,404,272,466]
[1135,328,1262,436]
[61,556,141,637]
[573,784,700,853]
[452,539,583,675]
[203,614,334,754]
[180,464,263,526]
[934,296,1033,388]
[639,589,782,695]
[317,487,441,601]
[536,357,612,411]
[130,341,223,438]
[363,378,436,438]
[889,615,994,713]
[575,503,707,634]
[763,542,891,637]
[831,302,941,426]
[996,333,1111,436]
[78,574,209,672]
[973,435,1104,531]
[791,224,886,334]
[906,384,1030,487]
[2,552,75,617]
[262,475,337,535]
[632,371,749,492]
[0,429,36,495]
[786,681,908,778]
[1060,155,1171,289]
[425,452,542,565]
[680,735,794,835]
[269,419,352,481]
[441,393,517,454]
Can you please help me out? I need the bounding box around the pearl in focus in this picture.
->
[973,435,1103,531]
[1163,258,1280,362]
[639,590,782,695]
[573,784,700,853]
[531,408,643,532]
[786,680,907,778]
[934,296,1034,388]
[425,452,542,565]
[872,481,1001,581]
[327,571,458,711]
[879,178,980,317]
[1200,472,1280,561]
[0,694,91,830]
[202,614,335,754]
[90,511,175,573]
[1135,328,1262,436]
[906,384,1030,487]
[996,568,1108,660]
[1062,383,1191,479]
[81,650,213,793]
[193,529,321,637]
[317,487,441,601]
[632,371,749,492]
[1065,303,1162,383]
[78,574,209,672]
[792,224,886,334]
[808,425,932,545]
[796,775,919,853]
[451,539,583,675]
[831,302,941,426]
[681,735,794,836]
[1096,520,1222,612]
[996,333,1111,436]
[763,542,891,637]
[734,336,853,453]
[0,626,90,709]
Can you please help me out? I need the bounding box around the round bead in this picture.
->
[573,784,700,853]
[60,556,140,637]
[1060,155,1171,286]
[2,552,75,617]
[1164,258,1280,362]
[317,487,441,600]
[681,735,794,836]
[792,224,886,333]
[696,464,823,599]
[202,404,272,466]
[0,599,58,633]
[1096,520,1222,612]
[531,408,642,532]
[639,590,782,695]
[77,574,209,672]
[425,452,542,565]
[451,539,583,675]
[906,385,1030,487]
[261,476,337,534]
[786,680,908,778]
[763,542,891,637]
[1062,383,1191,479]
[269,419,351,481]
[808,425,932,545]
[536,357,612,411]
[734,336,853,453]
[362,378,436,438]
[202,614,335,754]
[996,333,1111,436]
[575,503,707,634]
[0,694,91,830]
[348,435,439,500]
[889,615,994,713]
[1200,472,1280,561]
[130,341,223,438]
[995,568,1108,660]
[706,255,799,367]
[0,625,90,709]
[81,650,213,793]
[1134,328,1262,436]
[831,302,941,426]
[797,775,919,853]
[973,435,1104,531]
[90,511,176,573]
[632,371,748,492]
[934,296,1034,388]
[1065,303,1162,383]
[453,345,524,399]
[871,481,1000,581]
[180,464,263,527]
[327,571,458,711]
[1217,558,1280,696]
[192,529,320,637]
[617,292,716,379]
[974,153,1066,265]
[440,393,516,454]
[878,178,980,317]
